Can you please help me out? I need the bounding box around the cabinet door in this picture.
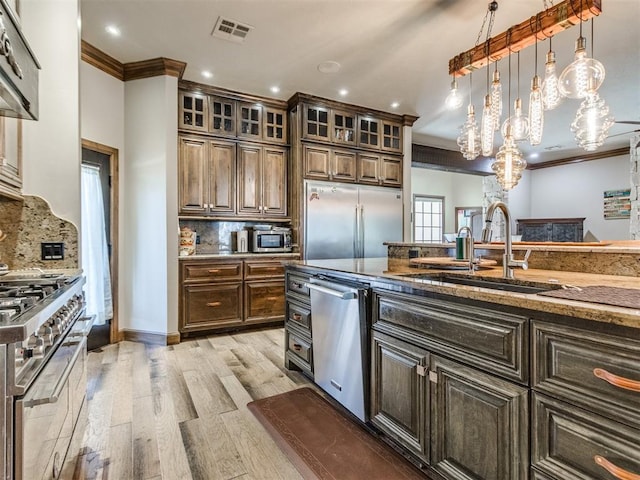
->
[244,280,285,323]
[381,120,403,152]
[263,107,287,143]
[332,110,356,145]
[237,103,262,140]
[210,96,236,136]
[358,116,380,149]
[303,145,331,180]
[331,150,357,182]
[181,283,243,333]
[178,136,208,214]
[371,330,429,464]
[262,147,287,217]
[430,355,529,480]
[207,141,236,214]
[237,144,262,215]
[357,153,380,185]
[179,92,208,132]
[0,117,22,194]
[380,155,402,187]
[303,104,330,141]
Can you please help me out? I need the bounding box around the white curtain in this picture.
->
[81,165,113,325]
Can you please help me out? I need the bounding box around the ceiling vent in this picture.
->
[211,16,253,43]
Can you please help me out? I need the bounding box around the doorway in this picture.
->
[455,206,483,241]
[81,140,119,348]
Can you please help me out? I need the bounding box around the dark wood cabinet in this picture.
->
[358,116,380,149]
[237,102,262,140]
[237,144,287,218]
[380,155,402,186]
[244,280,285,323]
[263,106,287,143]
[303,104,330,141]
[357,153,380,185]
[179,92,208,132]
[332,110,356,145]
[0,118,22,199]
[284,269,313,376]
[381,120,402,152]
[357,153,403,187]
[182,283,243,332]
[517,218,585,242]
[210,96,236,136]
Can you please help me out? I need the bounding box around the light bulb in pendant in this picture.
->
[571,82,614,152]
[542,50,563,110]
[490,70,502,131]
[445,78,464,110]
[501,98,529,142]
[481,95,494,156]
[529,75,544,146]
[457,104,481,160]
[491,126,527,191]
[558,36,605,99]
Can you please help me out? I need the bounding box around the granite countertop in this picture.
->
[385,241,640,254]
[178,252,300,260]
[291,258,640,330]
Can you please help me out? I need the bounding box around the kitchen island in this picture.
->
[284,255,640,480]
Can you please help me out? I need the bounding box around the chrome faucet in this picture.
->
[456,225,474,273]
[481,201,531,279]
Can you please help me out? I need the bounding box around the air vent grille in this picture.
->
[211,16,253,43]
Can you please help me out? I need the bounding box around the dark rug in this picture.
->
[247,387,426,480]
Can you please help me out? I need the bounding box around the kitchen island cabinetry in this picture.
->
[284,270,313,376]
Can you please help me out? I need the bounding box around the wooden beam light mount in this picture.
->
[449,0,602,77]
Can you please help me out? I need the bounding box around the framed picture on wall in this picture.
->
[603,189,631,219]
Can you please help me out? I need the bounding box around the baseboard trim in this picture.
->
[120,329,181,346]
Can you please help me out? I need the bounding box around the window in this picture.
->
[413,195,444,243]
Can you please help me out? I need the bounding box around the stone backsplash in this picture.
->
[0,195,79,269]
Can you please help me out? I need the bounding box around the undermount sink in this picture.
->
[398,272,564,294]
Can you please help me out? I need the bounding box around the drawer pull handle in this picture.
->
[291,282,303,289]
[206,302,222,307]
[266,296,279,301]
[292,343,302,351]
[292,313,302,321]
[593,368,640,393]
[594,455,640,480]
[208,269,220,273]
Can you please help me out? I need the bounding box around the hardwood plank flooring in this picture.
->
[68,328,313,480]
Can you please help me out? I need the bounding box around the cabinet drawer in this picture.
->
[182,262,242,283]
[287,300,311,331]
[286,271,311,304]
[244,280,285,322]
[244,261,285,279]
[373,290,529,383]
[532,392,640,480]
[286,329,312,365]
[181,283,243,331]
[532,320,640,428]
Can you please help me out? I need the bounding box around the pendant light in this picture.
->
[481,41,494,156]
[491,62,503,131]
[457,74,481,160]
[558,0,605,99]
[529,28,544,146]
[445,74,464,110]
[501,51,529,142]
[541,37,563,110]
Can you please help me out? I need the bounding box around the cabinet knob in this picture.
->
[594,455,640,480]
[593,368,640,393]
[206,302,222,307]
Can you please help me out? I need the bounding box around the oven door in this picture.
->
[14,336,87,480]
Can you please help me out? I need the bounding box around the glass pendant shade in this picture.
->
[457,104,481,160]
[481,94,494,156]
[501,98,529,142]
[529,75,544,146]
[491,128,527,190]
[542,50,563,110]
[445,78,464,110]
[558,36,605,99]
[490,70,503,131]
[571,85,614,152]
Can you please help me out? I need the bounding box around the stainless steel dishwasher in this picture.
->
[307,276,369,422]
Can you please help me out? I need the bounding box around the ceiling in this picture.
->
[80,0,640,165]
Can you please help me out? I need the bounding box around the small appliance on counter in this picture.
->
[179,227,197,256]
[234,230,249,253]
[250,226,292,253]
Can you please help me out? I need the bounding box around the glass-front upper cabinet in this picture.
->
[382,120,402,152]
[263,107,287,143]
[358,116,380,149]
[237,103,262,140]
[332,110,356,145]
[210,96,236,136]
[179,92,208,132]
[303,104,330,141]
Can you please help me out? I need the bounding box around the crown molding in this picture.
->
[81,40,124,81]
[527,147,629,170]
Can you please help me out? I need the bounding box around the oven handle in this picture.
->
[23,336,86,408]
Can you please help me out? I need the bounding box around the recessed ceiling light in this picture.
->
[390,102,400,109]
[318,61,341,74]
[201,71,213,79]
[105,25,121,37]
[339,89,348,97]
[270,86,280,94]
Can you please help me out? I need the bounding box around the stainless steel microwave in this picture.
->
[251,228,292,253]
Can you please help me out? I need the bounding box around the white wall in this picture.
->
[123,76,178,335]
[411,167,484,235]
[506,169,532,232]
[21,0,81,227]
[530,155,630,240]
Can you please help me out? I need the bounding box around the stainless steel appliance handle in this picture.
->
[359,204,365,258]
[23,336,86,408]
[353,204,359,258]
[306,283,357,300]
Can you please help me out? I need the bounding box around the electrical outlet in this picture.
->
[409,249,420,259]
[195,234,201,245]
[41,242,64,260]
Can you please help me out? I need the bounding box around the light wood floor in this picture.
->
[66,328,314,480]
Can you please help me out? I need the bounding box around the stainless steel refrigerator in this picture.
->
[304,180,403,259]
